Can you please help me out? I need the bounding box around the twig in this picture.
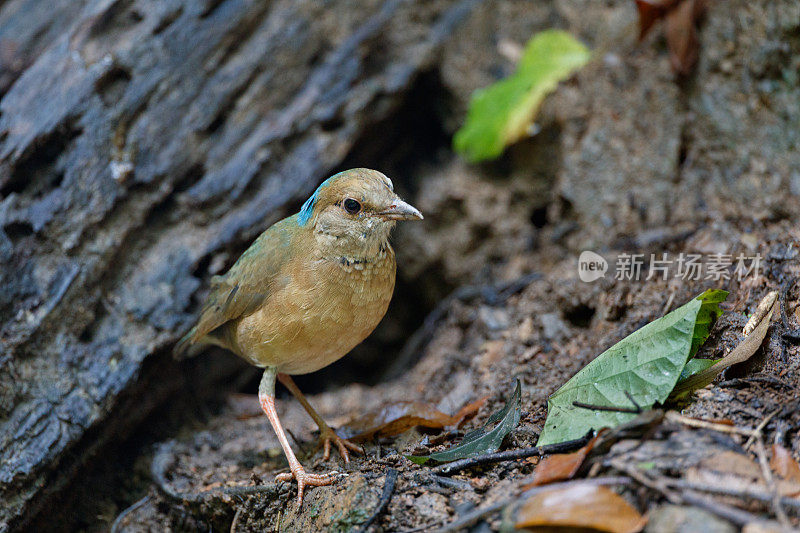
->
[610,460,767,526]
[681,490,765,527]
[665,411,756,436]
[430,474,472,491]
[357,468,398,533]
[754,432,791,528]
[110,496,150,533]
[743,407,782,449]
[573,401,641,413]
[609,459,680,504]
[430,432,593,476]
[573,392,642,414]
[431,476,631,533]
[667,480,800,514]
[230,505,244,533]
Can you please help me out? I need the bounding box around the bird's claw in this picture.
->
[275,465,340,507]
[318,426,363,462]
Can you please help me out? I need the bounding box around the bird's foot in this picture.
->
[318,425,363,462]
[275,464,341,507]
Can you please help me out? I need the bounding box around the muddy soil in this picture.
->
[109,218,800,531]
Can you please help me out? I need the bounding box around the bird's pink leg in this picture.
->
[277,372,364,462]
[258,368,337,506]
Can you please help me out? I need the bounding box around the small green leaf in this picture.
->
[453,30,591,162]
[677,358,719,383]
[408,380,521,465]
[537,290,727,446]
[690,289,727,357]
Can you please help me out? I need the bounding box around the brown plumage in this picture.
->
[176,168,422,505]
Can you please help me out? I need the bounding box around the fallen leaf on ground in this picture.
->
[408,380,521,465]
[454,30,590,162]
[634,0,706,75]
[771,444,800,488]
[633,0,675,39]
[522,433,602,489]
[687,451,800,498]
[337,396,487,441]
[516,484,647,532]
[664,0,705,76]
[538,289,726,446]
[669,290,777,401]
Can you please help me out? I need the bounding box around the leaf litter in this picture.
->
[634,0,707,76]
[515,484,647,533]
[521,432,603,488]
[408,379,521,465]
[336,396,487,441]
[118,226,800,531]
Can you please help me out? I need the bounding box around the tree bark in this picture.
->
[0,0,478,529]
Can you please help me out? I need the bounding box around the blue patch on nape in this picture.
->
[297,171,346,226]
[297,193,317,226]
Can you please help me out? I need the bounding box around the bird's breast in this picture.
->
[234,247,396,374]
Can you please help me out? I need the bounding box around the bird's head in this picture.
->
[297,168,422,254]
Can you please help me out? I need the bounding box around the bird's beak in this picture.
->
[376,197,424,221]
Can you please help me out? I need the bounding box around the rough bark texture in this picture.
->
[0,0,478,529]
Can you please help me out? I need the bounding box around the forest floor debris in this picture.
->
[108,219,800,531]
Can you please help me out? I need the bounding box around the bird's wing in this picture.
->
[175,217,296,354]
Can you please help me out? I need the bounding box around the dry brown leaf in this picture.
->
[664,0,701,75]
[677,415,735,426]
[688,451,800,498]
[634,0,676,39]
[522,434,601,489]
[516,484,647,532]
[770,443,800,488]
[633,0,706,75]
[337,396,487,442]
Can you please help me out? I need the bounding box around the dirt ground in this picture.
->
[107,216,800,531]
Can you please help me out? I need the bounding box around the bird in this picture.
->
[175,168,422,505]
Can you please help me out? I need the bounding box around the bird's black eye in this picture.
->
[343,198,361,215]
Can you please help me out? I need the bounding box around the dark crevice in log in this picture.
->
[1,121,81,198]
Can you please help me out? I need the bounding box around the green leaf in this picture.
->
[670,290,774,401]
[690,289,726,357]
[537,290,727,446]
[408,379,521,465]
[453,30,591,162]
[677,357,719,384]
